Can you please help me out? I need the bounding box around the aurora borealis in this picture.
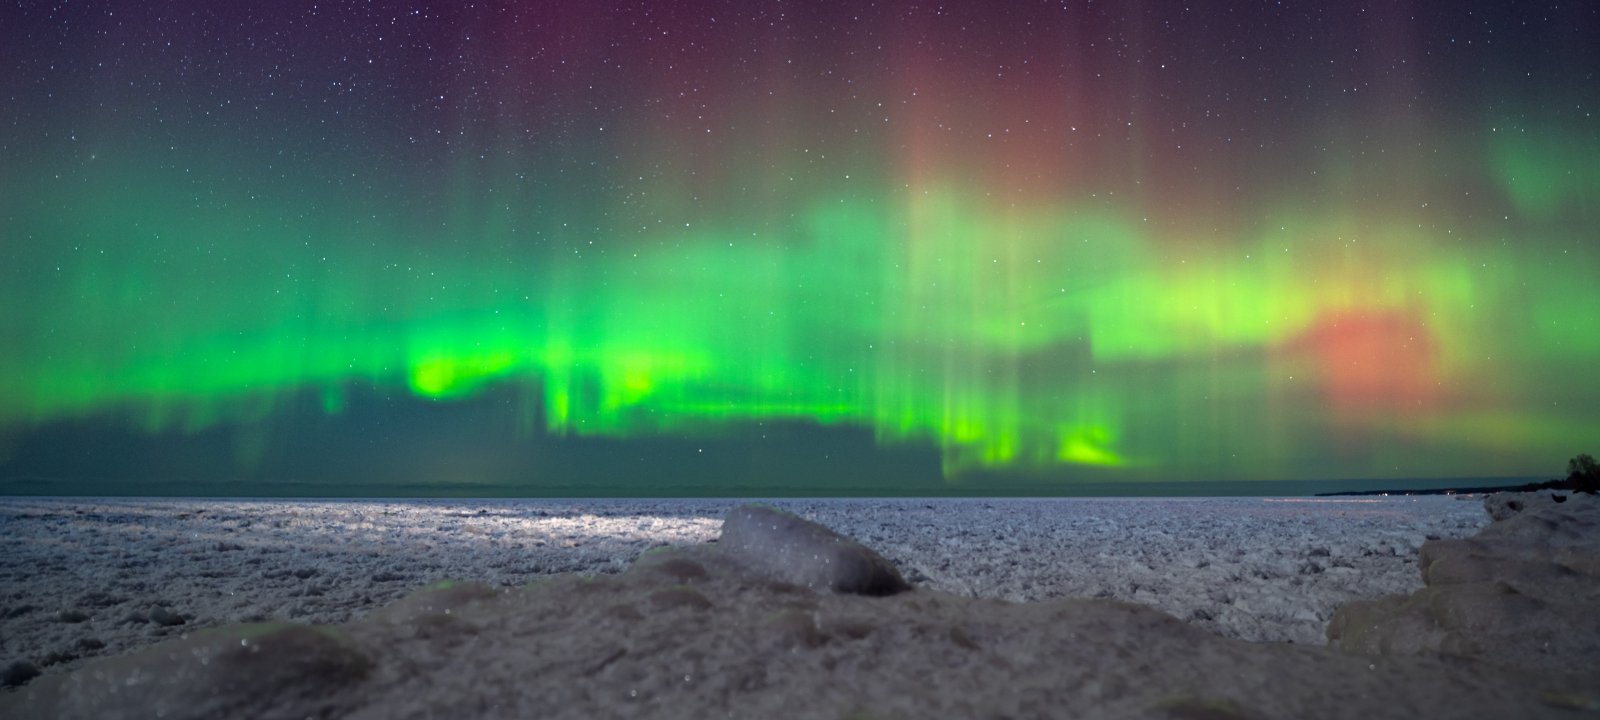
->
[2,1,1597,493]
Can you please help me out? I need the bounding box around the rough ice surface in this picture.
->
[1,496,1486,681]
[1330,491,1600,692]
[4,497,1595,720]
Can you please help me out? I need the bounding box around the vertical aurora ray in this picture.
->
[2,1,1597,488]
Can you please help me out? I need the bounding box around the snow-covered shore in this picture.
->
[0,495,1487,682]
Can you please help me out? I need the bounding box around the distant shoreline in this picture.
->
[1318,477,1594,497]
[2,474,1580,499]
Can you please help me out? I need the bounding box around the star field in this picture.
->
[2,1,1597,491]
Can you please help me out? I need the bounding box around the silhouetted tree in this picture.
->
[1566,453,1598,493]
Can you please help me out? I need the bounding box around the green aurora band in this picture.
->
[2,2,1597,486]
[4,125,1596,482]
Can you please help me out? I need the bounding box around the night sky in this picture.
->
[2,1,1596,494]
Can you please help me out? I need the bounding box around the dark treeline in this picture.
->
[1319,453,1600,497]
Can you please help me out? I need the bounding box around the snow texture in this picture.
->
[4,495,1594,719]
[0,496,1490,681]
